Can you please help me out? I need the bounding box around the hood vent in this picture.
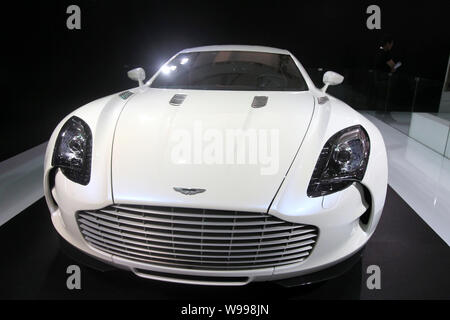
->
[251,96,268,108]
[119,91,134,100]
[169,94,187,106]
[317,96,329,105]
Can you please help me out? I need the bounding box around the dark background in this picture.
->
[1,0,449,162]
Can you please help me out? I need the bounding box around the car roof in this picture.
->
[179,45,290,55]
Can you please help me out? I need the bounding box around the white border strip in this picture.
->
[0,142,47,227]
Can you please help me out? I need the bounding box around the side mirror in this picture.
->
[127,67,146,87]
[322,71,344,92]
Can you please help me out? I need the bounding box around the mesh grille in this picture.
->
[76,205,319,270]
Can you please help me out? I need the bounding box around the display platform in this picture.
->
[1,186,449,300]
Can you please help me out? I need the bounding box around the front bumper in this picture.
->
[48,169,381,286]
[58,233,364,287]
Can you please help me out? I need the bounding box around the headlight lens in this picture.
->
[307,125,370,197]
[52,116,92,185]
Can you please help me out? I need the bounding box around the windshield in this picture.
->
[150,51,308,91]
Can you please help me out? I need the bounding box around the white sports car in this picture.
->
[44,45,387,286]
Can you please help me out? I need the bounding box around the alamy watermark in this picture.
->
[366,264,381,290]
[66,5,81,30]
[366,5,381,30]
[170,121,280,175]
[66,265,81,290]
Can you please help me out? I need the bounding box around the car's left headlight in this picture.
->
[52,116,92,186]
[307,125,370,197]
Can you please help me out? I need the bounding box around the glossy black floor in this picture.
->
[1,186,449,299]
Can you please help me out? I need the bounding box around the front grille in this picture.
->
[76,205,319,270]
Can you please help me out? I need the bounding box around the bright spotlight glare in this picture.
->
[161,65,177,74]
[180,57,189,65]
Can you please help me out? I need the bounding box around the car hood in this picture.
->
[111,88,315,212]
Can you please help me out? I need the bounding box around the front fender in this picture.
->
[43,91,136,214]
[269,96,388,233]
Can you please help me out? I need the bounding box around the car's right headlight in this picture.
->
[307,125,370,197]
[52,116,92,186]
